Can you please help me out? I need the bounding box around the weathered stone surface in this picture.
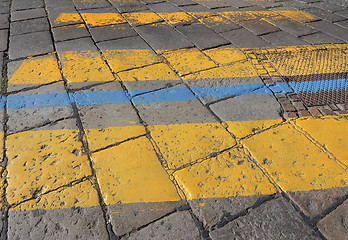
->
[306,7,346,22]
[300,32,344,44]
[261,30,308,46]
[318,199,348,240]
[10,17,50,36]
[9,31,54,60]
[241,19,280,36]
[288,187,348,219]
[125,211,201,240]
[11,8,46,22]
[11,0,44,11]
[90,23,137,42]
[189,195,271,228]
[111,0,149,13]
[73,0,111,10]
[221,28,272,48]
[210,198,321,240]
[47,7,83,28]
[0,13,9,29]
[0,29,8,51]
[52,24,90,42]
[309,20,348,42]
[108,201,185,236]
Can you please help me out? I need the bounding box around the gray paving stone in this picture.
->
[0,51,3,78]
[176,23,229,49]
[10,17,50,36]
[318,198,348,240]
[73,0,111,10]
[148,1,181,12]
[11,8,46,22]
[168,0,196,7]
[309,20,348,42]
[45,0,75,8]
[312,1,344,13]
[0,1,10,14]
[7,82,74,133]
[288,187,348,219]
[221,28,272,48]
[11,0,44,11]
[124,80,182,98]
[252,1,282,8]
[335,20,348,29]
[209,88,282,122]
[108,201,184,236]
[241,19,280,36]
[55,37,97,52]
[8,206,108,239]
[0,14,9,29]
[133,85,218,125]
[300,32,344,44]
[336,9,348,18]
[180,4,214,18]
[9,31,54,60]
[125,211,201,240]
[210,197,321,240]
[135,22,194,52]
[305,7,346,22]
[52,24,90,42]
[0,29,7,51]
[264,16,316,37]
[90,23,137,42]
[282,1,311,10]
[190,195,271,228]
[227,0,254,9]
[261,31,308,47]
[199,15,241,33]
[195,0,231,9]
[97,35,151,50]
[111,0,149,13]
[47,7,83,28]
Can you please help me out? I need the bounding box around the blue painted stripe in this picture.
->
[71,91,130,106]
[132,87,197,104]
[289,79,348,93]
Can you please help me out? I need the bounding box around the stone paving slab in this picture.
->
[1,1,348,239]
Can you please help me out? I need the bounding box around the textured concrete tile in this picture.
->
[309,20,348,42]
[11,0,44,11]
[46,0,75,8]
[288,187,348,219]
[110,0,149,13]
[306,7,346,22]
[203,47,247,65]
[135,22,194,52]
[210,198,320,239]
[11,8,46,22]
[181,4,214,18]
[126,211,200,240]
[52,24,90,42]
[318,199,348,240]
[47,7,83,28]
[221,28,272,48]
[6,118,92,204]
[10,17,50,36]
[300,32,344,44]
[241,18,280,36]
[108,201,184,236]
[335,20,348,29]
[0,13,9,29]
[123,11,163,26]
[90,23,137,42]
[8,181,108,239]
[0,2,10,14]
[312,1,345,13]
[169,0,196,7]
[176,23,229,49]
[199,15,241,33]
[73,0,111,10]
[7,82,74,133]
[0,29,8,51]
[261,30,308,46]
[7,53,62,92]
[80,8,125,28]
[9,31,54,60]
[196,0,231,9]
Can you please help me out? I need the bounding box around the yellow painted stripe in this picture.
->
[6,116,348,211]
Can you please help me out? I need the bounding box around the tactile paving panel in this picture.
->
[265,47,348,106]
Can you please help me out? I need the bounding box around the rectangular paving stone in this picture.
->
[300,32,344,44]
[8,181,108,239]
[0,1,10,14]
[47,7,84,28]
[261,30,308,46]
[180,4,215,18]
[210,198,321,240]
[0,14,9,29]
[7,82,74,133]
[176,23,229,49]
[135,22,194,52]
[221,28,272,48]
[0,51,3,78]
[73,0,111,10]
[73,82,146,151]
[110,0,149,13]
[52,24,91,42]
[9,31,54,60]
[45,0,75,8]
[305,7,346,22]
[0,29,7,51]
[80,8,126,28]
[10,17,50,36]
[11,0,44,11]
[241,18,280,36]
[335,20,348,29]
[122,11,163,27]
[309,20,348,42]
[168,0,196,7]
[196,0,232,9]
[11,8,46,22]
[312,1,344,13]
[89,23,137,42]
[199,15,241,33]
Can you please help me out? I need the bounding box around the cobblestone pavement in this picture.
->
[0,0,348,239]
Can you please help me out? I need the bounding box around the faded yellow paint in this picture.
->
[91,136,181,205]
[54,13,83,25]
[117,63,181,81]
[242,123,348,192]
[149,122,236,170]
[159,12,197,26]
[102,49,162,73]
[81,13,126,27]
[7,129,92,204]
[200,15,234,28]
[8,53,62,85]
[11,180,100,211]
[203,48,247,65]
[0,167,5,210]
[275,10,318,23]
[123,12,162,26]
[58,51,114,83]
[295,116,348,165]
[226,118,284,138]
[174,148,277,199]
[162,48,217,76]
[183,60,258,80]
[85,125,146,151]
[222,11,257,22]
